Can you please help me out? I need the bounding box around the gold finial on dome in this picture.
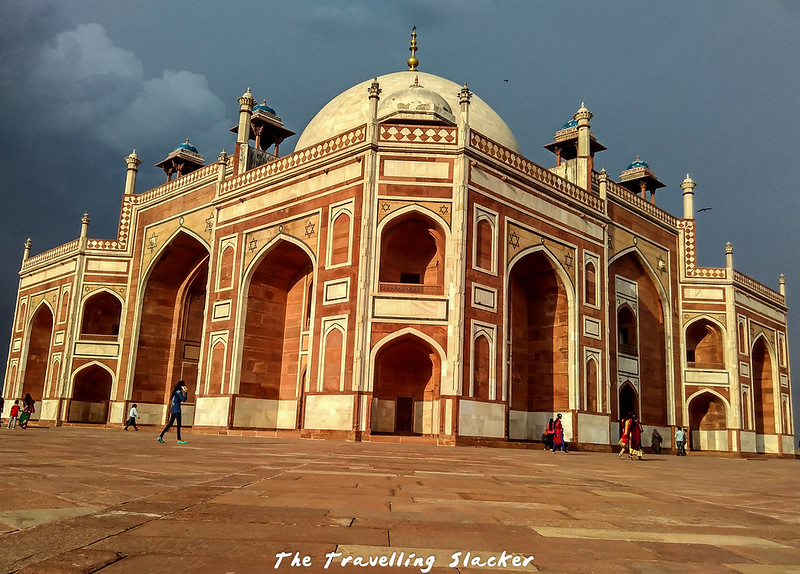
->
[407,26,419,71]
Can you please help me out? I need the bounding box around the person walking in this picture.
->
[7,400,20,429]
[618,413,631,459]
[651,428,663,454]
[544,418,555,451]
[0,396,4,426]
[628,414,644,460]
[561,417,572,453]
[552,413,564,453]
[157,381,188,444]
[124,403,140,431]
[675,426,686,456]
[19,393,35,429]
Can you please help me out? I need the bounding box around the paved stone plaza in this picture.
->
[0,427,798,574]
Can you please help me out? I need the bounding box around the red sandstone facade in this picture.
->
[3,67,793,455]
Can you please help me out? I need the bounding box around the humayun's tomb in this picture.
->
[3,31,793,455]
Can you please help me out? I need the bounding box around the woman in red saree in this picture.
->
[618,415,631,459]
[628,414,644,460]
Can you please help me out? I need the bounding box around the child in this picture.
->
[124,403,140,431]
[7,400,19,429]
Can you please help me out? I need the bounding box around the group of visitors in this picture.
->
[617,413,690,458]
[543,413,571,453]
[2,393,36,430]
[0,381,188,445]
[123,380,189,443]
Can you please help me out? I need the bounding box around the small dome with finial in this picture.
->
[626,155,649,170]
[176,139,199,154]
[253,99,277,116]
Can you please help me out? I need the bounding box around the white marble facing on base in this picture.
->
[304,394,354,430]
[578,413,610,445]
[194,396,230,427]
[233,397,297,429]
[458,399,505,438]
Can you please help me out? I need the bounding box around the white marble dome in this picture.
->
[294,71,520,153]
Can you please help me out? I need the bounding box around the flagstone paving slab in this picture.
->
[0,427,799,573]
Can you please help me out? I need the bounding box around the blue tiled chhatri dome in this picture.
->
[253,100,277,115]
[562,118,578,129]
[176,140,200,154]
[626,156,649,170]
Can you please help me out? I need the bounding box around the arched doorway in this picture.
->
[618,382,638,442]
[21,304,54,403]
[507,249,569,440]
[69,365,113,423]
[239,239,314,429]
[619,383,638,418]
[609,252,667,427]
[132,232,209,411]
[688,391,728,451]
[372,335,441,435]
[751,337,775,452]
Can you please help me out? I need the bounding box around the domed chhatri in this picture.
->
[620,155,665,202]
[378,76,456,125]
[155,138,204,181]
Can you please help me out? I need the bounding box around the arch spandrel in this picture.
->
[682,312,726,328]
[81,286,126,303]
[27,290,58,320]
[506,222,576,287]
[376,200,452,228]
[607,228,670,294]
[750,324,776,350]
[243,213,321,270]
[141,211,214,273]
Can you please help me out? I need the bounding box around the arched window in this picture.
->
[16,302,26,332]
[472,334,491,400]
[586,358,598,412]
[475,218,493,272]
[304,280,314,330]
[330,212,351,266]
[585,261,597,306]
[81,291,122,338]
[322,328,344,392]
[738,321,747,354]
[218,246,235,290]
[617,305,637,355]
[59,290,70,323]
[742,389,751,430]
[379,213,445,295]
[685,319,724,369]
